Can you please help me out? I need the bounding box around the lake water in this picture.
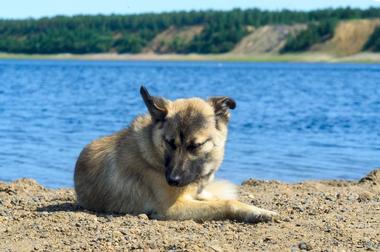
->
[0,60,379,188]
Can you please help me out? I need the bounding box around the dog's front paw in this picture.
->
[246,207,279,223]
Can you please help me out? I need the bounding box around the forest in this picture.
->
[364,26,380,52]
[0,7,380,54]
[280,19,337,53]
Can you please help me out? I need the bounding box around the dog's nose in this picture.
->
[167,175,181,186]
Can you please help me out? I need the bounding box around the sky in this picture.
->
[1,0,380,19]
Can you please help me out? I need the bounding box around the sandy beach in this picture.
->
[0,169,379,251]
[1,52,380,63]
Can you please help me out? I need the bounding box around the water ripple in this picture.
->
[0,60,379,188]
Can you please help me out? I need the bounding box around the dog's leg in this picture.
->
[155,199,277,223]
[196,180,237,201]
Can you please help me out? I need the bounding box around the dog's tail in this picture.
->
[197,180,238,200]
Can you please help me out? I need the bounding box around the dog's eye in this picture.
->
[164,138,176,150]
[187,143,201,152]
[187,139,210,152]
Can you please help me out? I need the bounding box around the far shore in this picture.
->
[1,52,380,63]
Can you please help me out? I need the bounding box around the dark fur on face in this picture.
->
[140,86,236,187]
[162,107,215,186]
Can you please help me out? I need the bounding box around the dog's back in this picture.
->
[74,122,159,214]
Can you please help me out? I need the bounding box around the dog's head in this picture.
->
[140,86,236,187]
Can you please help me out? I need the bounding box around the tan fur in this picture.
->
[74,87,277,223]
[196,180,238,201]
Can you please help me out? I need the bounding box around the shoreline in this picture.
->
[0,169,379,251]
[1,52,380,63]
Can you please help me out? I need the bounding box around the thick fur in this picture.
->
[74,87,277,223]
[196,180,237,201]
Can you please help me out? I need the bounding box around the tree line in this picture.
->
[0,7,380,54]
[280,19,337,53]
[364,26,380,52]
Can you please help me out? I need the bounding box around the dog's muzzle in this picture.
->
[166,174,182,186]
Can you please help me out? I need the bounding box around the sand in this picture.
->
[0,169,379,251]
[1,52,380,63]
[232,24,307,54]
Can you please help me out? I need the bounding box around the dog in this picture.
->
[74,86,277,223]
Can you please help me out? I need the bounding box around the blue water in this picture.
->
[0,60,379,188]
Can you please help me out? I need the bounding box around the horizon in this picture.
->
[1,0,380,19]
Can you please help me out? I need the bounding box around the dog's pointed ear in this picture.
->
[140,86,168,122]
[208,96,236,123]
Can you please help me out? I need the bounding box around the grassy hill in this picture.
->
[1,8,380,55]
